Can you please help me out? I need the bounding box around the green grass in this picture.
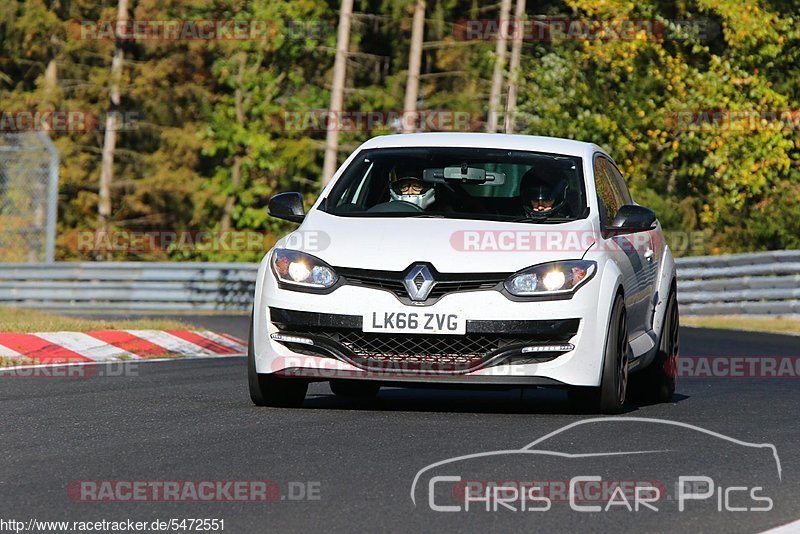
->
[0,307,196,333]
[682,315,800,336]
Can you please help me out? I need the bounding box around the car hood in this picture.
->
[276,210,598,273]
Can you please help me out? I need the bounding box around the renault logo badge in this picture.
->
[403,265,435,301]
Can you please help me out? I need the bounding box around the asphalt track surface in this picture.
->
[2,316,798,533]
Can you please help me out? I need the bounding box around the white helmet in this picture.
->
[389,177,436,209]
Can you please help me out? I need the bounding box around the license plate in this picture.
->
[363,311,466,335]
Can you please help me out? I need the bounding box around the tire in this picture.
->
[630,286,679,404]
[569,293,629,414]
[330,379,380,398]
[247,311,308,408]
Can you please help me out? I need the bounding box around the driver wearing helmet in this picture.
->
[389,176,436,210]
[519,166,570,218]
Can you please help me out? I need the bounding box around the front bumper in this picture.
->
[271,306,579,372]
[253,264,614,387]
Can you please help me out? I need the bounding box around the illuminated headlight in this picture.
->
[271,249,338,289]
[542,270,566,291]
[505,260,596,297]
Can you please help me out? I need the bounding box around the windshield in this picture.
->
[323,147,587,222]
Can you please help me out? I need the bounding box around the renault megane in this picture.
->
[248,133,679,413]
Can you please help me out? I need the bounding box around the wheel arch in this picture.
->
[251,251,274,369]
[586,258,627,387]
[652,245,678,339]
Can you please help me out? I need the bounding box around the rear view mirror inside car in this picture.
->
[423,166,504,185]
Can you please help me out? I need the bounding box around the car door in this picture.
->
[606,159,660,333]
[593,155,649,337]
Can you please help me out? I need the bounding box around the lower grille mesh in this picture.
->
[282,329,537,372]
[270,308,580,374]
[336,330,524,357]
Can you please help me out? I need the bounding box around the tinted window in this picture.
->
[605,159,633,205]
[593,156,621,225]
[325,147,587,222]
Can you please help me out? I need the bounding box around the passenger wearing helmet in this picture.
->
[519,166,570,218]
[389,176,436,210]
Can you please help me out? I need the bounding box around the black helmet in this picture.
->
[519,166,568,217]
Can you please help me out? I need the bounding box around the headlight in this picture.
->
[271,249,338,289]
[505,260,596,297]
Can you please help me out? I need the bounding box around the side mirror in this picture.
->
[268,192,306,223]
[608,205,657,233]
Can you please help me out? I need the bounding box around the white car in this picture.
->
[248,133,679,413]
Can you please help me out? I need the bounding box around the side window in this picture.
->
[606,160,633,205]
[593,156,620,226]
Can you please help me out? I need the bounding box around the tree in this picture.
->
[515,0,799,254]
[1,0,797,262]
[402,0,425,133]
[322,0,354,184]
[97,0,129,254]
[486,0,511,132]
[503,0,525,133]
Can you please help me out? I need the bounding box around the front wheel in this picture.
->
[247,313,308,407]
[569,294,629,414]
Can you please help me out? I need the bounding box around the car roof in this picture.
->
[358,132,606,159]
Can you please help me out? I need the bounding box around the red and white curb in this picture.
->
[0,330,246,369]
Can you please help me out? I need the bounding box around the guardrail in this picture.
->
[675,250,800,315]
[0,263,258,312]
[0,250,798,315]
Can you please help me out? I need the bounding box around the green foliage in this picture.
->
[516,0,800,254]
[0,0,798,260]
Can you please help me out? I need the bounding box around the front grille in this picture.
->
[337,330,527,357]
[338,266,507,302]
[341,273,406,294]
[269,308,581,374]
[427,280,503,298]
[278,329,558,372]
